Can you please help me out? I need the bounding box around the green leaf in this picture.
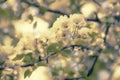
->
[23,52,38,63]
[23,53,32,63]
[33,21,37,29]
[75,39,85,45]
[104,16,114,24]
[31,57,38,63]
[34,49,40,55]
[60,49,71,57]
[8,75,14,80]
[22,0,28,2]
[52,67,62,76]
[23,56,31,63]
[113,30,118,35]
[0,59,4,66]
[68,71,75,77]
[70,0,75,5]
[0,8,9,18]
[102,49,113,54]
[26,52,32,57]
[0,0,5,3]
[39,6,47,14]
[0,71,3,77]
[24,69,31,78]
[64,69,75,77]
[13,54,25,61]
[37,62,47,66]
[52,70,58,76]
[89,32,98,37]
[80,71,86,78]
[47,43,61,53]
[28,15,33,21]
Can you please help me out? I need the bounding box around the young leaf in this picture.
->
[47,43,60,53]
[39,6,47,14]
[102,49,113,54]
[0,71,2,77]
[89,32,98,37]
[36,62,47,66]
[0,8,9,18]
[24,69,31,78]
[60,49,71,57]
[68,71,75,77]
[13,54,25,61]
[75,39,85,45]
[23,53,32,63]
[33,21,37,29]
[0,59,4,66]
[8,75,14,80]
[28,15,33,22]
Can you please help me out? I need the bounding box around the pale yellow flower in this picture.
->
[55,30,72,45]
[78,28,93,42]
[0,36,14,55]
[0,45,14,55]
[52,15,72,31]
[70,14,87,29]
[15,36,35,54]
[25,66,53,80]
[3,36,13,46]
[81,2,99,18]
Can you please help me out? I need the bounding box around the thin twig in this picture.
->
[86,13,101,23]
[22,0,68,16]
[93,0,101,6]
[86,22,111,77]
[87,56,98,77]
[64,77,85,80]
[103,23,111,43]
[61,44,90,50]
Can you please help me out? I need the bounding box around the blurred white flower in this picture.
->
[98,70,110,80]
[112,66,120,80]
[52,15,71,31]
[70,14,87,29]
[25,66,53,80]
[0,36,14,55]
[81,2,99,18]
[78,28,92,41]
[29,7,39,16]
[98,1,113,19]
[7,0,21,16]
[53,60,62,68]
[12,16,49,38]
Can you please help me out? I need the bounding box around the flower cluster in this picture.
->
[50,14,90,45]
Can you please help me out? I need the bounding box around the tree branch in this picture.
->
[86,13,101,23]
[22,0,68,16]
[87,22,111,77]
[93,0,101,6]
[61,44,90,50]
[64,77,85,80]
[103,23,111,44]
